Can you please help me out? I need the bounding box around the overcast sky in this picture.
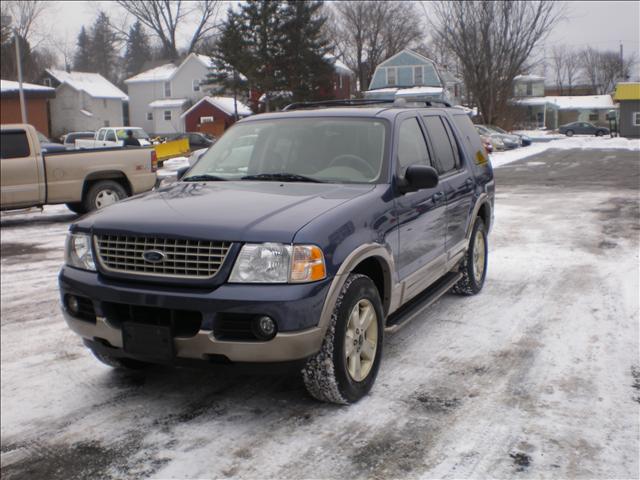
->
[44,0,640,80]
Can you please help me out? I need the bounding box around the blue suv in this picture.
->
[59,99,495,404]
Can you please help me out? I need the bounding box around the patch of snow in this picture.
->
[513,95,615,110]
[395,86,444,96]
[46,69,128,100]
[149,98,187,108]
[0,80,54,93]
[324,55,353,76]
[514,74,545,81]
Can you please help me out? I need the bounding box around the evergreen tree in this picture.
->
[124,21,152,79]
[73,26,91,71]
[88,12,118,81]
[280,1,334,102]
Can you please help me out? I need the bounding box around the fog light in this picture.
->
[67,295,79,314]
[252,315,277,340]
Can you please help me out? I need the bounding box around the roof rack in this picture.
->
[282,97,452,111]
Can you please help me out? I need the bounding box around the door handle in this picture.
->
[432,192,444,203]
[465,178,474,187]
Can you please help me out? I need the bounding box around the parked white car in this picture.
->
[75,127,151,149]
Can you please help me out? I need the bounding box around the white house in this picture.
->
[125,53,213,135]
[42,69,128,137]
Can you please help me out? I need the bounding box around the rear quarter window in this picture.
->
[1,131,31,159]
[452,114,490,168]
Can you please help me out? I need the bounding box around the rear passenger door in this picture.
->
[422,114,475,254]
[394,116,447,288]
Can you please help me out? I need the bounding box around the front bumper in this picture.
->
[59,266,330,363]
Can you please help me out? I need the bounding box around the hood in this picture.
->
[75,181,375,243]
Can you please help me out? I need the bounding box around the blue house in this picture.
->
[364,49,462,105]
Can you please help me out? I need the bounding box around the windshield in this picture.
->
[184,117,388,184]
[488,125,507,134]
[116,129,150,140]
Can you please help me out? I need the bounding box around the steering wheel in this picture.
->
[328,154,375,178]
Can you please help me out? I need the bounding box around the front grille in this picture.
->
[94,234,231,279]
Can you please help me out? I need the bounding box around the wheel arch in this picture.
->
[82,171,132,199]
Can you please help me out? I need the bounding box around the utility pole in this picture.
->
[14,29,28,124]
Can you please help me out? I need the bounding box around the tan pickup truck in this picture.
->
[1,124,157,214]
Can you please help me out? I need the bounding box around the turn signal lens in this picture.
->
[290,245,326,283]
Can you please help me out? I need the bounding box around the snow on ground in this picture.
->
[491,135,640,168]
[1,150,639,479]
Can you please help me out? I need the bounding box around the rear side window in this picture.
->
[422,116,458,174]
[1,131,31,159]
[452,114,487,167]
[397,117,431,175]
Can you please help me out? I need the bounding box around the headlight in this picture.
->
[65,232,96,271]
[229,243,326,283]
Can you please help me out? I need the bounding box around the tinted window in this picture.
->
[452,114,487,166]
[1,131,31,159]
[423,116,458,174]
[397,118,431,175]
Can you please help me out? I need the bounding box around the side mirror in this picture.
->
[400,164,439,193]
[176,166,190,180]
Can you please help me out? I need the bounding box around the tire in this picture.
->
[90,349,149,370]
[596,130,604,137]
[65,202,87,215]
[302,274,384,404]
[565,130,574,137]
[83,180,128,212]
[452,218,488,295]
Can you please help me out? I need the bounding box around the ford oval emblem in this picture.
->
[142,250,166,263]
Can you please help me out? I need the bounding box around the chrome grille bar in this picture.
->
[94,234,231,279]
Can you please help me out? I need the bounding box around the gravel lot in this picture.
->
[1,148,639,479]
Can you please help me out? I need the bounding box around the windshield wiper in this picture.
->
[182,174,227,182]
[241,173,324,183]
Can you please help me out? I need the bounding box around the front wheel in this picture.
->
[302,274,384,404]
[596,130,604,137]
[565,130,574,137]
[452,218,488,295]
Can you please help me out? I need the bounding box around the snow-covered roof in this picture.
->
[46,69,128,100]
[258,91,293,102]
[125,53,214,84]
[180,96,252,118]
[0,79,55,94]
[324,55,353,76]
[515,95,614,109]
[149,98,188,108]
[126,63,178,83]
[395,86,444,96]
[513,97,548,106]
[514,74,545,82]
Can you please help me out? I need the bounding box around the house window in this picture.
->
[103,99,107,108]
[200,116,214,124]
[193,79,200,92]
[387,67,397,86]
[589,110,599,121]
[164,110,172,121]
[339,75,343,89]
[43,77,52,87]
[147,112,153,121]
[526,83,532,96]
[164,81,171,97]
[633,112,640,126]
[414,66,423,85]
[103,120,110,127]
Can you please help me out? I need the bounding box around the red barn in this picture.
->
[181,96,253,137]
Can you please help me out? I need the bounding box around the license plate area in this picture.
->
[122,322,174,360]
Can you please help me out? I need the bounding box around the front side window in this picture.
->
[105,130,117,142]
[115,128,150,140]
[184,118,388,184]
[387,67,397,86]
[164,110,172,121]
[423,116,459,174]
[397,117,431,175]
[164,81,171,97]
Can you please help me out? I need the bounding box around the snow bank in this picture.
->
[492,136,640,168]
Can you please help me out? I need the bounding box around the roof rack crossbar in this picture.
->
[282,99,395,111]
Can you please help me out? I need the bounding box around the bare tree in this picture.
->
[116,0,221,60]
[327,1,422,91]
[1,0,49,45]
[429,1,562,125]
[580,47,636,94]
[551,45,567,95]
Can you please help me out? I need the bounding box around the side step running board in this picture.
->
[385,271,462,334]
